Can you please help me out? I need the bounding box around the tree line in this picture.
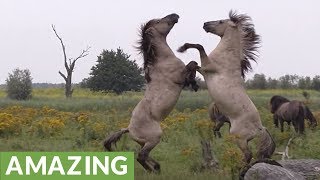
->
[245,74,320,90]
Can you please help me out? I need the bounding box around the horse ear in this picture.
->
[227,20,237,27]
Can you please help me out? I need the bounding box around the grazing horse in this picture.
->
[208,102,230,138]
[178,11,276,165]
[103,13,198,173]
[270,95,317,134]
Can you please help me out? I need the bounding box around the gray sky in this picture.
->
[1,0,319,83]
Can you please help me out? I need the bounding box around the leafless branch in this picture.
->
[276,137,293,160]
[58,71,67,82]
[52,24,69,71]
[53,24,90,98]
[70,46,90,70]
[200,140,219,171]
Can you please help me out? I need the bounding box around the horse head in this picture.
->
[138,13,179,82]
[203,18,235,37]
[141,13,179,39]
[270,95,290,113]
[203,10,261,78]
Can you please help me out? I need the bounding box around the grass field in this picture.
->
[1,88,320,180]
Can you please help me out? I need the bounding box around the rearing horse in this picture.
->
[178,11,276,165]
[104,13,198,173]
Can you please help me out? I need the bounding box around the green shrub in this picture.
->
[6,68,32,100]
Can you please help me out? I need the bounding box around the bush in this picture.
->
[85,48,144,94]
[6,68,32,100]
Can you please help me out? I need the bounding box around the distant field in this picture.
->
[1,88,320,180]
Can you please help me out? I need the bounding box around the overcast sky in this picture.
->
[1,0,319,84]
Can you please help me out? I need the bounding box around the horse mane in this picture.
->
[137,20,157,83]
[270,95,290,113]
[229,10,261,78]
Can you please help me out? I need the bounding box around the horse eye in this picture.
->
[219,20,223,24]
[156,20,160,24]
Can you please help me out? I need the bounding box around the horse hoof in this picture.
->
[154,166,161,174]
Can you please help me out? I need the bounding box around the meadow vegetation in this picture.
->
[1,88,320,180]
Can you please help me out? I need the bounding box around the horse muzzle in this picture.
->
[164,13,179,24]
[203,21,216,33]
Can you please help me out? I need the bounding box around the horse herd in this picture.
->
[103,11,318,178]
[211,95,317,137]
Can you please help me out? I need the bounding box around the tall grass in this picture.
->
[1,88,320,180]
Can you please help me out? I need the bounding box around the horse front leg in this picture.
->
[177,43,210,66]
[280,119,284,132]
[273,114,279,128]
[291,120,299,133]
[287,121,291,131]
[137,140,161,173]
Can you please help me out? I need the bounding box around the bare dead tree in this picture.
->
[276,137,293,160]
[200,140,219,171]
[52,24,90,98]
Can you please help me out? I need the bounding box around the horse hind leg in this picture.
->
[230,126,253,163]
[137,139,161,173]
[236,138,253,164]
[236,138,254,179]
[257,128,276,160]
[298,106,305,134]
[213,121,224,138]
[297,118,305,135]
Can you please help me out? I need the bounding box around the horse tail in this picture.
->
[104,128,129,151]
[304,105,317,127]
[257,127,276,160]
[296,105,305,133]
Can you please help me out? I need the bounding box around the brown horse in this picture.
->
[270,95,317,134]
[208,102,230,138]
[103,13,198,173]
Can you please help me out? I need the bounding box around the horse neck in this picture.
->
[214,27,241,59]
[153,36,175,59]
[210,27,242,77]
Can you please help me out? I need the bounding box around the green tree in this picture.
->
[250,73,267,89]
[85,48,144,94]
[279,74,298,89]
[305,76,312,89]
[267,77,279,89]
[312,75,320,91]
[298,76,312,89]
[6,68,32,100]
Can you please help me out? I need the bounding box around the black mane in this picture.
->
[270,95,290,113]
[229,10,261,78]
[137,20,157,83]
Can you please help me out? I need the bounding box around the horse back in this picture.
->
[276,101,303,120]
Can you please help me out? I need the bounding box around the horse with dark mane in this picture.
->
[270,95,317,134]
[208,102,230,138]
[178,10,275,164]
[103,13,198,173]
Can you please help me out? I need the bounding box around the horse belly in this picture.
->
[205,77,240,108]
[205,76,261,122]
[128,100,162,142]
[152,88,181,119]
